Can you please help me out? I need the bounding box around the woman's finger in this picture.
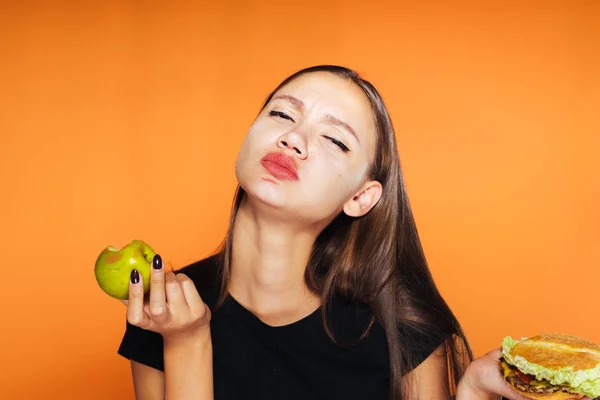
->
[484,347,502,359]
[177,273,208,319]
[489,364,530,400]
[126,269,149,328]
[165,259,174,273]
[497,383,530,400]
[164,271,187,313]
[149,254,167,322]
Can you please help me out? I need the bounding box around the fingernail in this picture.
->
[153,254,162,270]
[130,269,140,284]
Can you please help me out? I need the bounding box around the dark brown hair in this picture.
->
[214,65,473,399]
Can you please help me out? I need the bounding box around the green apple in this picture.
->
[94,239,157,300]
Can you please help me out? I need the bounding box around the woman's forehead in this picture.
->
[270,72,376,137]
[273,72,365,104]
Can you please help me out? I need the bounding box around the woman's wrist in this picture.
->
[162,327,213,378]
[163,326,212,351]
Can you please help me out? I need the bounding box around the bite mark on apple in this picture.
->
[132,248,142,260]
[104,252,123,264]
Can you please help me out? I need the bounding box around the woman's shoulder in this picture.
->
[326,294,453,373]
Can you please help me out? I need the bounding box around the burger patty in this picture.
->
[504,369,556,394]
[499,357,580,395]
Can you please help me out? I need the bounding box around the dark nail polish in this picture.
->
[130,269,140,284]
[153,254,162,270]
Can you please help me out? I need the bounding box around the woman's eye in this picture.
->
[269,110,294,122]
[325,136,350,153]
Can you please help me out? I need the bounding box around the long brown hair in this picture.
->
[214,65,473,399]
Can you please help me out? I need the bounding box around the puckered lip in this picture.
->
[260,152,299,180]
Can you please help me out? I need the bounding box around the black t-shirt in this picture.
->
[117,255,444,399]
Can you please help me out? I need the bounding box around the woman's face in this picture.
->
[235,71,382,226]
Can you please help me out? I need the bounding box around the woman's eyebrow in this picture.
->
[323,113,359,143]
[272,94,304,111]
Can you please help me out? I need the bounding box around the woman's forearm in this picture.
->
[163,330,214,400]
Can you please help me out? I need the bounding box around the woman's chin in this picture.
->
[238,177,340,225]
[241,179,288,210]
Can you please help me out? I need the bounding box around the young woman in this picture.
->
[117,65,532,400]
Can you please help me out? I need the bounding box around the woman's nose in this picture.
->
[277,133,307,159]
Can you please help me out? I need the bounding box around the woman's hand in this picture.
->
[456,348,529,400]
[125,253,211,344]
[457,347,596,400]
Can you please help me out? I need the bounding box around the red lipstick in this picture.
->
[260,152,299,181]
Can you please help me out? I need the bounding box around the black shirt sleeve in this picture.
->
[398,323,451,374]
[117,321,165,371]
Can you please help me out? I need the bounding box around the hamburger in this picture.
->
[500,334,600,400]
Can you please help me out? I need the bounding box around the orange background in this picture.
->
[1,1,598,398]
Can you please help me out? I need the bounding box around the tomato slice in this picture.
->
[515,370,535,384]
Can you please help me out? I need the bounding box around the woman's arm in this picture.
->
[163,331,213,400]
[131,361,165,400]
[128,332,213,400]
[402,343,531,400]
[402,343,453,399]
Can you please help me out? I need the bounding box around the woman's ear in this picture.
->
[343,180,383,217]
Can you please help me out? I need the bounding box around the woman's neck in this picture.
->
[227,195,322,327]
